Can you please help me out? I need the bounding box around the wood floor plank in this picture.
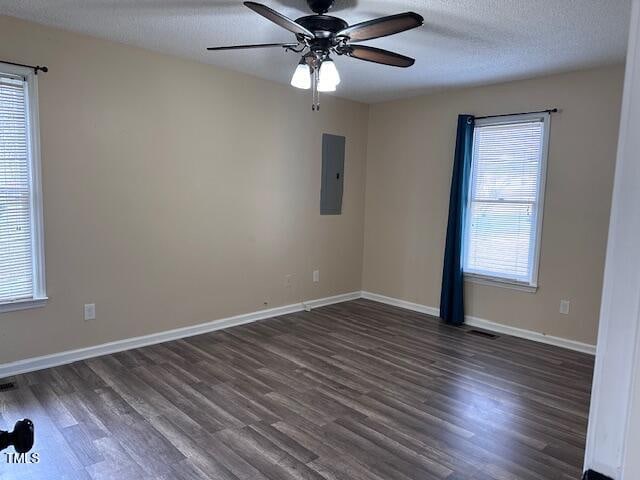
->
[0,299,593,479]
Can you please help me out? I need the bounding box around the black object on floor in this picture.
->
[0,419,35,453]
[582,469,614,480]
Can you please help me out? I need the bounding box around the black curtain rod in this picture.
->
[0,60,48,75]
[475,108,558,120]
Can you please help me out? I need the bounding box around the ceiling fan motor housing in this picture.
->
[295,15,348,39]
[306,0,336,15]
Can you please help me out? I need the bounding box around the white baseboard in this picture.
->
[1,289,596,378]
[464,315,596,355]
[303,291,361,310]
[361,290,596,355]
[0,291,360,378]
[360,291,440,317]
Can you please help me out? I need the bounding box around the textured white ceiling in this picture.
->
[0,0,631,103]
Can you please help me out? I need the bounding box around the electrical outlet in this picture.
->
[313,270,320,283]
[560,300,570,315]
[84,303,96,321]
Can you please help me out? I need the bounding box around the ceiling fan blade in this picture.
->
[207,42,298,51]
[244,1,314,38]
[345,45,415,67]
[337,12,423,42]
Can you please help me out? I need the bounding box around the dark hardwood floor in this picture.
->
[0,299,594,480]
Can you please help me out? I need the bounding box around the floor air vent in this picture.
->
[0,381,16,392]
[468,329,499,339]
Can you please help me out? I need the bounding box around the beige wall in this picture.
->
[0,15,369,364]
[0,14,625,364]
[363,66,624,345]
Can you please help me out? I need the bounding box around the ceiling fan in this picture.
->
[207,0,424,110]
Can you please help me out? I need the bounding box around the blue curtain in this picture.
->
[440,114,475,326]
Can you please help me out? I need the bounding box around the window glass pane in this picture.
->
[466,202,534,280]
[464,118,546,284]
[0,75,33,302]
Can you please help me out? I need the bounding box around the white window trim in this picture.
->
[464,272,538,293]
[0,62,47,313]
[0,297,48,314]
[462,111,551,292]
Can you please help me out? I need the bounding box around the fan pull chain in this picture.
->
[312,68,320,111]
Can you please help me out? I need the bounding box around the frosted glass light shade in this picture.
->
[318,59,340,92]
[290,61,311,89]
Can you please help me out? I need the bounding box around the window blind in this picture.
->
[463,119,546,284]
[0,75,34,302]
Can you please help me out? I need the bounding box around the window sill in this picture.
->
[464,274,537,293]
[0,297,48,314]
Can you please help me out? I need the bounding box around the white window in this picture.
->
[463,112,550,291]
[0,62,46,312]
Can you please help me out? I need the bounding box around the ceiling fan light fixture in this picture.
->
[318,57,340,92]
[207,1,424,111]
[291,59,311,89]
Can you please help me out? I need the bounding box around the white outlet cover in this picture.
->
[313,270,320,283]
[84,303,96,321]
[560,300,570,315]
